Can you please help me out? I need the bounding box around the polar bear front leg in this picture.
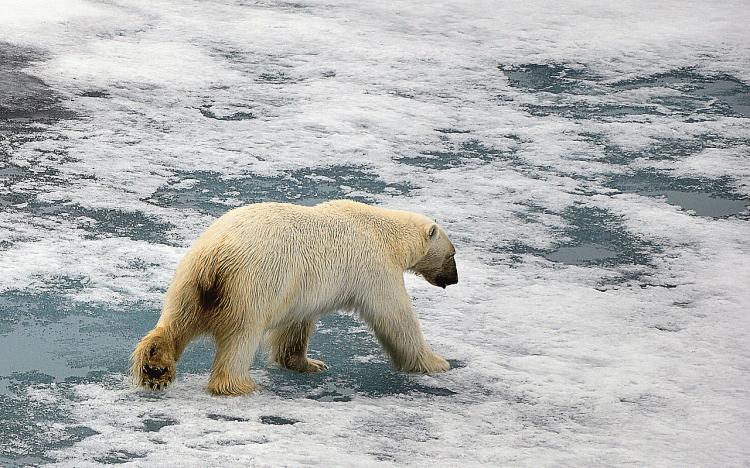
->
[359,286,450,374]
[267,321,328,373]
[208,330,261,396]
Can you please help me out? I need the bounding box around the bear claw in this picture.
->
[144,379,170,391]
[305,358,329,373]
[292,358,328,373]
[143,365,168,378]
[137,364,175,391]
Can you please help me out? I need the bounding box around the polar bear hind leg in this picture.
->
[268,320,329,373]
[131,321,196,391]
[207,326,261,396]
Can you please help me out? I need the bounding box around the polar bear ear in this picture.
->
[426,224,439,240]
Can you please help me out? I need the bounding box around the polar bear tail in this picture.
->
[130,326,178,391]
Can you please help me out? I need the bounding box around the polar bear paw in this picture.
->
[300,358,329,373]
[140,363,176,391]
[283,357,329,373]
[131,331,177,391]
[401,352,450,374]
[208,373,257,396]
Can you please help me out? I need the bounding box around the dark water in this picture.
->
[638,191,747,217]
[498,204,657,268]
[610,69,750,118]
[578,133,749,166]
[146,166,413,216]
[142,416,178,432]
[260,415,298,425]
[524,103,654,119]
[94,450,147,464]
[609,172,749,218]
[397,138,520,170]
[0,289,456,462]
[544,244,618,265]
[500,63,594,95]
[501,179,746,273]
[502,63,750,119]
[198,105,256,121]
[0,43,76,123]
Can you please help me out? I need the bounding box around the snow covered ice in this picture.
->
[1,0,749,465]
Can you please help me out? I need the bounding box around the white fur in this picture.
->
[131,200,456,395]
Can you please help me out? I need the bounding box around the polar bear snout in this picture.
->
[422,255,458,288]
[434,256,459,288]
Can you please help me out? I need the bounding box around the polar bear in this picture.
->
[131,199,458,396]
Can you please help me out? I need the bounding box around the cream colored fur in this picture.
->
[131,199,457,396]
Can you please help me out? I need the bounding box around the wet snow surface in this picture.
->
[1,0,750,465]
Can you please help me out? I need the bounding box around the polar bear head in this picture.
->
[411,223,458,289]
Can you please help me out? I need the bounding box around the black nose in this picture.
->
[435,273,459,288]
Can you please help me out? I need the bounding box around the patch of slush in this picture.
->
[609,172,750,218]
[1,370,99,464]
[610,69,750,118]
[79,90,109,98]
[0,42,76,122]
[142,416,178,433]
[260,415,298,425]
[397,137,520,170]
[500,63,595,95]
[146,166,413,216]
[577,132,750,166]
[198,105,256,121]
[499,204,656,268]
[524,102,655,120]
[94,450,146,464]
[504,63,750,120]
[0,385,98,467]
[266,314,457,402]
[30,202,175,245]
[0,161,65,208]
[0,289,191,462]
[0,42,79,214]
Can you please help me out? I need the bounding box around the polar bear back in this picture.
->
[172,200,430,325]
